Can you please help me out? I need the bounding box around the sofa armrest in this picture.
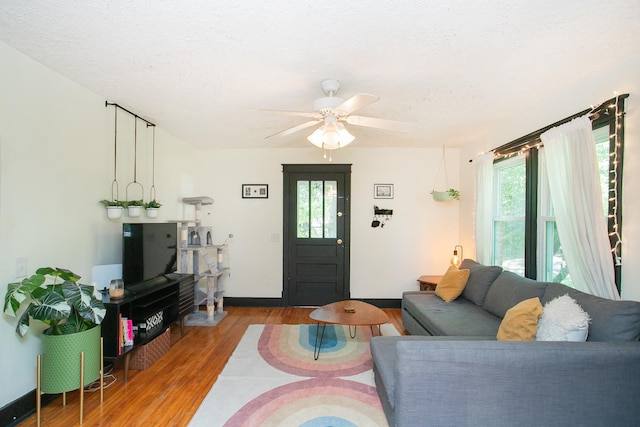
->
[392,340,640,427]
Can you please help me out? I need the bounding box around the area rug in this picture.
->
[189,323,398,427]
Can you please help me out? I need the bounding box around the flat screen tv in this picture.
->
[122,223,178,286]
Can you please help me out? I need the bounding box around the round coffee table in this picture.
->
[309,300,389,360]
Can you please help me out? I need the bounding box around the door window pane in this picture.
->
[297,181,310,238]
[324,181,337,238]
[297,179,338,238]
[310,180,324,238]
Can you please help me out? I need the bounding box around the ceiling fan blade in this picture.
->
[334,93,379,115]
[265,120,321,139]
[346,115,415,133]
[259,109,321,119]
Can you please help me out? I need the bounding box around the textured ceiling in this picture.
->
[1,1,639,149]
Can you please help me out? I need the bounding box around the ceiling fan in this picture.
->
[262,79,414,150]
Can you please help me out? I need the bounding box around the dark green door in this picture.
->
[283,164,351,306]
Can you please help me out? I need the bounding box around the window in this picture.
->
[493,157,526,275]
[489,95,626,291]
[537,149,572,285]
[296,180,337,238]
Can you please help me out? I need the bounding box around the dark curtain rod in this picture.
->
[105,101,155,127]
[472,94,628,161]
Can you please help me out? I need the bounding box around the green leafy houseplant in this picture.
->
[124,199,144,208]
[144,199,162,209]
[99,199,125,207]
[431,188,460,202]
[447,188,461,200]
[4,267,106,337]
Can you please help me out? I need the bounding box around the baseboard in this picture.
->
[0,390,58,427]
[360,298,401,308]
[223,297,401,309]
[223,297,284,307]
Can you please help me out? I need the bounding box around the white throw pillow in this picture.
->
[536,294,590,341]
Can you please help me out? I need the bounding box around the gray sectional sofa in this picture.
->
[371,259,640,427]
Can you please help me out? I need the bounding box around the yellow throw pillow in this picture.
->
[435,266,470,302]
[497,297,543,341]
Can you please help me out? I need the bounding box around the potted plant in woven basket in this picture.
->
[4,267,106,393]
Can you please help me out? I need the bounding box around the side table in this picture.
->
[417,275,443,291]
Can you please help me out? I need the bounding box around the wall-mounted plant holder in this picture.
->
[372,205,393,228]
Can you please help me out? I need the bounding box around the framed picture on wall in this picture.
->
[242,184,269,199]
[374,184,394,199]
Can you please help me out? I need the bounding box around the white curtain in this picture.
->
[541,116,619,299]
[474,152,495,265]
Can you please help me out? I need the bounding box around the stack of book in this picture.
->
[117,314,135,354]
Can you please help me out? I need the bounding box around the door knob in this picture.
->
[337,239,343,245]
[337,212,343,217]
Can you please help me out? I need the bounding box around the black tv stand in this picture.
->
[101,273,196,381]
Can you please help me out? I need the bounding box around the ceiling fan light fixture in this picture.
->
[307,120,355,150]
[336,123,355,147]
[307,128,325,148]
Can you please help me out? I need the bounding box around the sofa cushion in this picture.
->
[537,294,590,341]
[459,259,503,306]
[483,271,548,319]
[403,291,501,336]
[541,282,640,342]
[435,266,470,302]
[497,297,543,341]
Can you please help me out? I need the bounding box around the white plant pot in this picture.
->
[106,206,123,220]
[127,206,142,218]
[431,191,454,202]
[146,207,159,219]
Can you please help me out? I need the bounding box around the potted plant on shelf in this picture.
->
[431,188,461,202]
[100,199,125,220]
[124,199,144,218]
[3,267,106,393]
[144,199,162,219]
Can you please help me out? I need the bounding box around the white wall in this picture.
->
[0,43,200,408]
[200,147,460,300]
[458,53,640,302]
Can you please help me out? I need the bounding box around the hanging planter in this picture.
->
[125,199,144,218]
[144,126,161,219]
[125,117,145,217]
[101,105,124,219]
[431,145,460,202]
[100,200,125,219]
[144,199,162,218]
[431,189,460,202]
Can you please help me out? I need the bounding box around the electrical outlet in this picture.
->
[16,257,27,278]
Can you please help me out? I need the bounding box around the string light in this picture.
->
[490,95,625,265]
[607,94,624,266]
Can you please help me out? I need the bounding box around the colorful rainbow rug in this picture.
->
[189,323,398,427]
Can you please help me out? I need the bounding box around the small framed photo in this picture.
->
[374,184,394,199]
[242,184,269,199]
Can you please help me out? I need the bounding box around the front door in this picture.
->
[283,164,351,306]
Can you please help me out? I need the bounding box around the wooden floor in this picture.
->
[20,306,404,427]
